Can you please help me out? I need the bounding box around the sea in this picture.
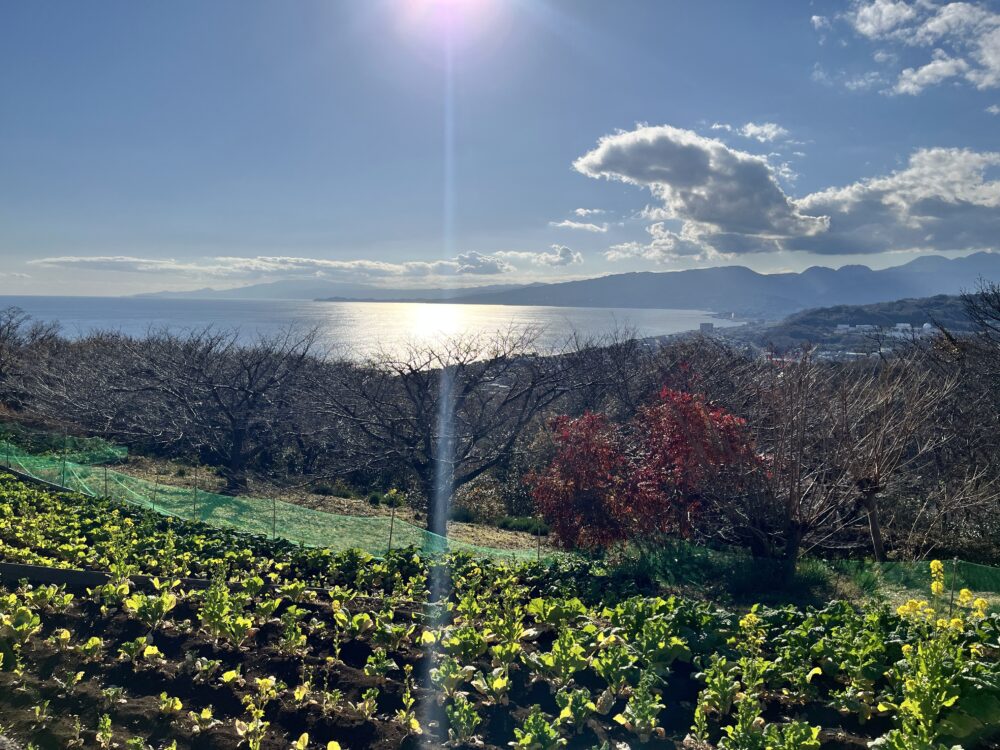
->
[0,296,739,359]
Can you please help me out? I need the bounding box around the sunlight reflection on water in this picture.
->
[0,296,740,360]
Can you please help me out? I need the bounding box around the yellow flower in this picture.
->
[930,560,944,576]
[931,581,945,596]
[739,612,762,631]
[972,598,989,619]
[896,599,934,620]
[958,588,974,606]
[901,644,913,656]
[949,618,964,631]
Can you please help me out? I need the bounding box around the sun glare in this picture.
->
[397,0,502,48]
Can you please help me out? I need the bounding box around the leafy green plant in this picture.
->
[591,634,637,711]
[278,605,308,655]
[123,588,177,631]
[691,654,741,740]
[199,573,254,646]
[431,655,476,701]
[188,706,219,734]
[395,664,422,735]
[511,705,566,749]
[441,624,489,662]
[528,628,589,691]
[526,597,586,629]
[556,688,595,734]
[614,671,665,742]
[363,647,398,683]
[96,713,114,749]
[350,687,379,719]
[764,721,822,750]
[471,666,511,706]
[158,692,183,716]
[235,677,281,750]
[446,693,482,745]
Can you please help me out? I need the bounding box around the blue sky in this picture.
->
[1,0,999,295]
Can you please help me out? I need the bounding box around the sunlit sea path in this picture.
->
[0,296,741,360]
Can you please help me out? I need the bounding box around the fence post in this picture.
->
[388,505,396,555]
[61,430,68,487]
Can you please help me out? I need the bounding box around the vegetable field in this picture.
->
[1,473,999,750]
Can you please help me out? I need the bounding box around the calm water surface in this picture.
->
[0,296,739,358]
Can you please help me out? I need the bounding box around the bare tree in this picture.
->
[696,351,952,575]
[317,330,571,536]
[29,327,319,492]
[0,307,59,409]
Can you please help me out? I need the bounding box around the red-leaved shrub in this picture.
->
[530,389,757,550]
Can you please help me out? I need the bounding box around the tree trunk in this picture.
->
[225,428,249,493]
[781,523,804,584]
[861,491,887,562]
[426,468,454,541]
[416,469,451,541]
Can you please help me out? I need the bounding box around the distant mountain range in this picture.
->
[442,253,1000,318]
[136,280,532,302]
[140,252,1000,318]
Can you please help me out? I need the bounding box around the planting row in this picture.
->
[1,474,999,749]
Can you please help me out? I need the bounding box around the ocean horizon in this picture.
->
[0,296,738,359]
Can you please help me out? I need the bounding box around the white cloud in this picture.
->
[0,272,30,279]
[28,253,520,280]
[737,122,790,142]
[845,70,887,90]
[812,15,833,30]
[549,219,609,232]
[711,121,791,142]
[829,1,1000,93]
[573,207,605,217]
[793,147,1000,254]
[578,124,1000,261]
[894,49,970,94]
[605,223,716,263]
[498,245,583,267]
[849,0,917,38]
[574,125,827,244]
[987,103,1000,113]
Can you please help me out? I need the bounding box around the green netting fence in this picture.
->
[0,437,544,563]
[2,428,999,595]
[0,423,127,465]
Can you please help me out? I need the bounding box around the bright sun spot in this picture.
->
[398,0,502,48]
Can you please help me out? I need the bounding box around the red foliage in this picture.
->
[528,412,629,550]
[530,389,758,550]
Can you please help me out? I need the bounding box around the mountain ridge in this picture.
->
[137,252,1000,318]
[439,252,1000,316]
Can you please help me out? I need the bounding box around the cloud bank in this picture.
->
[574,124,1000,262]
[29,247,583,282]
[497,245,583,267]
[815,0,1000,95]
